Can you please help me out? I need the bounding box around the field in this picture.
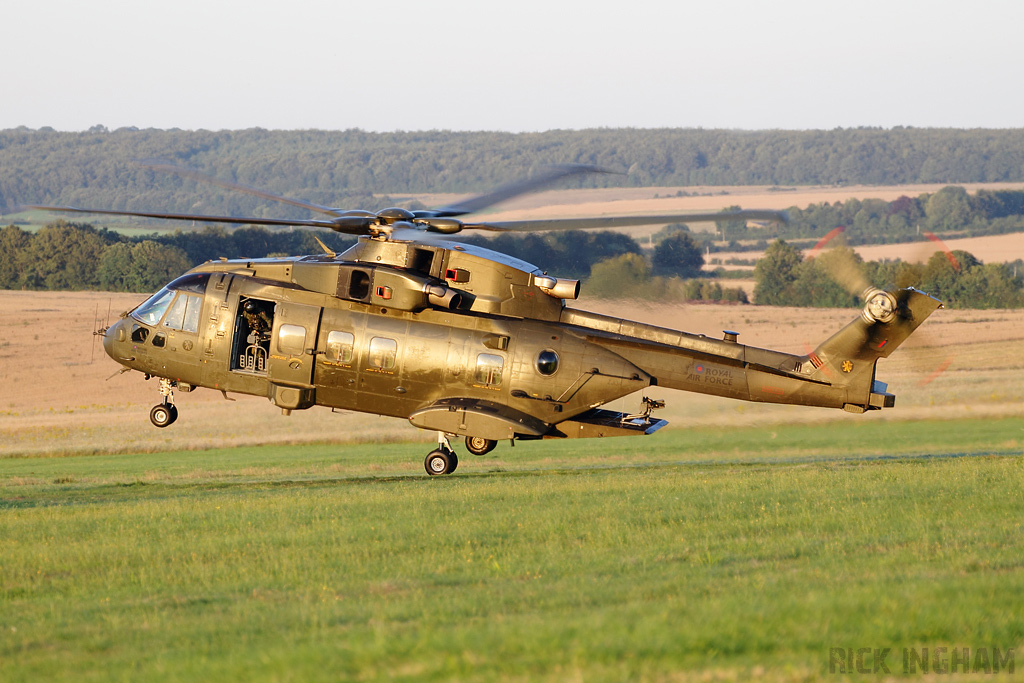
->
[707,232,1024,281]
[3,290,1024,680]
[422,181,1024,230]
[443,183,1024,291]
[4,425,1024,681]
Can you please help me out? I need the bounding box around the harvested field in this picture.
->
[708,232,1024,274]
[418,181,1024,222]
[415,181,1024,240]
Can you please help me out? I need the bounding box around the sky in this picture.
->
[6,0,1024,132]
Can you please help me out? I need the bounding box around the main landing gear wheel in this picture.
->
[465,436,496,456]
[424,449,458,476]
[150,403,178,428]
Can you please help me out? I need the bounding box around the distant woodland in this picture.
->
[5,126,1024,307]
[6,127,1024,215]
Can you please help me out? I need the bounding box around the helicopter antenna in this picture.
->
[92,302,99,363]
[312,234,337,258]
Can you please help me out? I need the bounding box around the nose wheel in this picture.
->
[150,377,178,428]
[150,402,178,428]
[425,433,459,475]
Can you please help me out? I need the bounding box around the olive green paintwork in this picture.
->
[103,235,942,448]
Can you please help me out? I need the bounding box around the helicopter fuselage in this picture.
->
[103,236,941,454]
[37,162,942,474]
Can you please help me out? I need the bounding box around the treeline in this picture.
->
[715,186,1024,248]
[0,223,356,292]
[6,127,1024,216]
[1,221,697,293]
[0,222,655,291]
[753,241,1024,309]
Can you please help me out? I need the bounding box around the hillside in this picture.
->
[6,127,1024,216]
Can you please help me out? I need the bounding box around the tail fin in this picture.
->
[806,288,943,412]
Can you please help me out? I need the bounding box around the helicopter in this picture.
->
[32,164,942,475]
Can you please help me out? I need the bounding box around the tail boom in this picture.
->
[566,287,942,415]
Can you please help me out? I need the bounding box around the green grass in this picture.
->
[2,419,1023,681]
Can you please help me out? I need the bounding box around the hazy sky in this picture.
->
[7,0,1024,132]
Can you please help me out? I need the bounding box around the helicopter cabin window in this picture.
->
[474,353,504,387]
[536,349,560,376]
[326,331,355,363]
[368,337,397,370]
[278,324,307,356]
[162,293,202,334]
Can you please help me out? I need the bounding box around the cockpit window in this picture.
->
[164,273,210,296]
[132,288,175,326]
[163,294,203,334]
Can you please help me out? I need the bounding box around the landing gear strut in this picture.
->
[424,433,458,476]
[150,378,178,428]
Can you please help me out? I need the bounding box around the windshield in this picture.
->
[132,288,175,326]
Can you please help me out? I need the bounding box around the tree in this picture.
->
[790,258,858,308]
[920,249,979,302]
[918,249,1024,308]
[796,246,862,307]
[125,241,192,292]
[585,253,650,298]
[925,186,972,232]
[650,223,690,245]
[652,232,704,278]
[958,263,1024,308]
[0,225,31,288]
[98,240,192,292]
[22,221,114,289]
[97,243,134,291]
[715,205,747,241]
[753,240,803,305]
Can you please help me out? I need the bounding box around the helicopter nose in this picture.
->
[103,320,126,361]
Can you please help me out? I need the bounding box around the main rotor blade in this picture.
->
[429,164,619,218]
[26,205,372,233]
[462,209,788,232]
[138,161,344,217]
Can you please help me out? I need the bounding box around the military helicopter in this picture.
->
[32,164,941,475]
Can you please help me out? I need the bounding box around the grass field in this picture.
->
[3,419,1023,682]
